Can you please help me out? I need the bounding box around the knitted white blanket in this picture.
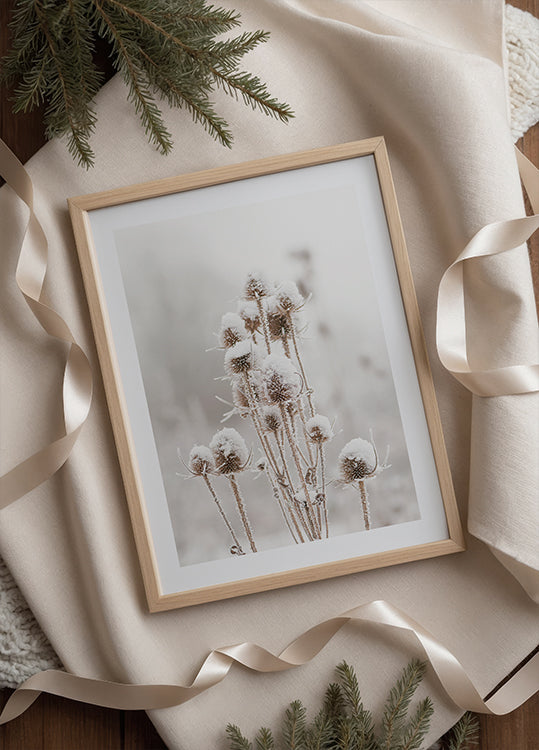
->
[1,2,537,690]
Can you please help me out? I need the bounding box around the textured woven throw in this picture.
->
[1,2,538,690]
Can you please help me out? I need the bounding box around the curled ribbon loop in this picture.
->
[0,599,537,725]
[436,146,539,397]
[0,140,93,508]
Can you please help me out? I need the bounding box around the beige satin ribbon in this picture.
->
[0,140,93,509]
[1,141,538,726]
[0,599,537,725]
[436,148,539,397]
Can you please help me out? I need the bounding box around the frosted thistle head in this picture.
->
[224,340,260,376]
[219,312,246,349]
[276,280,304,312]
[306,415,334,444]
[262,405,282,433]
[237,300,261,334]
[188,445,215,476]
[338,438,377,482]
[266,295,293,341]
[262,353,301,403]
[244,271,272,300]
[231,370,264,411]
[210,428,249,475]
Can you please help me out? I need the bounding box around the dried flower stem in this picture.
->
[281,334,291,358]
[256,298,272,354]
[319,447,329,538]
[280,404,321,539]
[242,379,302,539]
[359,480,371,530]
[273,433,311,542]
[265,468,300,544]
[202,475,244,554]
[243,375,281,478]
[228,475,257,552]
[316,504,323,536]
[287,313,315,418]
[294,401,316,467]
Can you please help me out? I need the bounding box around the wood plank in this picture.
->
[480,691,539,750]
[41,692,122,750]
[123,711,167,750]
[0,689,43,750]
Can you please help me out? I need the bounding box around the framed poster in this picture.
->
[69,138,464,612]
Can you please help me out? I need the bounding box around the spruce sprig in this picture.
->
[442,712,479,750]
[225,660,443,750]
[282,700,308,750]
[379,660,427,750]
[1,0,293,168]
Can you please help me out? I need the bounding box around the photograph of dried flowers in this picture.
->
[113,182,421,569]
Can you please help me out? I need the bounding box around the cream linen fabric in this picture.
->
[1,1,538,747]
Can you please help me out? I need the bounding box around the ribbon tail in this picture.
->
[0,140,93,507]
[1,600,537,727]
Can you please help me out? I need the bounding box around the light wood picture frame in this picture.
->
[69,138,464,612]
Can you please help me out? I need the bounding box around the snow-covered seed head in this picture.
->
[262,405,282,433]
[237,300,260,334]
[219,312,246,349]
[224,340,260,375]
[338,438,377,482]
[231,371,264,410]
[306,415,334,444]
[210,428,249,475]
[276,280,304,312]
[244,271,272,300]
[266,295,293,341]
[188,445,215,476]
[262,353,301,403]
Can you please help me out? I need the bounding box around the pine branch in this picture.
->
[92,0,173,155]
[36,0,99,166]
[11,55,49,112]
[444,713,479,750]
[1,0,293,167]
[133,41,233,146]
[336,661,376,750]
[305,712,333,750]
[335,716,355,750]
[283,700,308,750]
[323,682,346,722]
[225,660,433,750]
[379,660,427,750]
[396,698,434,750]
[336,662,363,718]
[255,727,275,750]
[100,0,294,121]
[227,723,253,750]
[1,3,44,86]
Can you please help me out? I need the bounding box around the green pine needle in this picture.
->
[444,712,479,750]
[226,723,253,750]
[225,660,439,750]
[397,698,434,750]
[282,700,308,750]
[380,659,427,750]
[255,727,276,750]
[305,711,333,750]
[1,0,294,168]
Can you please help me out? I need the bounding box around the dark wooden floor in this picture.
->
[1,1,538,748]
